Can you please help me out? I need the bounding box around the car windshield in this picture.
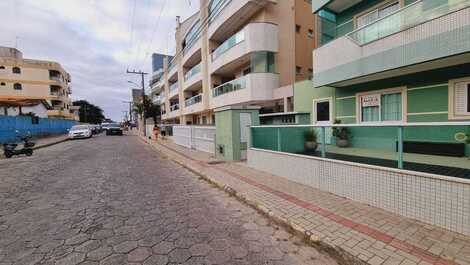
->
[71,125,89,130]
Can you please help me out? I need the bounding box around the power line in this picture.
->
[131,0,154,70]
[127,0,137,70]
[138,0,168,70]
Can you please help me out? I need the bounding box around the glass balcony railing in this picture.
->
[185,94,202,107]
[184,63,202,81]
[169,82,179,94]
[348,0,470,45]
[251,122,470,178]
[212,29,245,61]
[212,76,246,97]
[170,104,180,112]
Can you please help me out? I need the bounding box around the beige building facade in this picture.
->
[150,0,317,125]
[0,47,75,120]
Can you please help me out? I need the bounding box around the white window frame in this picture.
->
[448,77,470,120]
[356,87,407,124]
[313,97,334,124]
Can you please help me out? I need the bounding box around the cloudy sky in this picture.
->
[0,0,199,121]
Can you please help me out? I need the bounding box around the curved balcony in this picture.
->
[210,72,279,109]
[183,63,202,91]
[210,23,278,74]
[208,0,276,41]
[313,0,470,87]
[151,79,164,93]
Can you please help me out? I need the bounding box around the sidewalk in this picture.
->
[141,136,470,265]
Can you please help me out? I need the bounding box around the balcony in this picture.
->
[313,0,470,88]
[210,23,278,74]
[169,82,179,98]
[183,63,202,91]
[208,0,276,41]
[183,38,201,67]
[184,94,204,115]
[210,72,279,109]
[168,60,178,80]
[170,103,180,112]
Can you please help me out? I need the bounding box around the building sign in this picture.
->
[362,94,380,107]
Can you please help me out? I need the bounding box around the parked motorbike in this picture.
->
[3,131,36,158]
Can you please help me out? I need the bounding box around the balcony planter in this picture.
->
[332,120,350,148]
[304,129,318,152]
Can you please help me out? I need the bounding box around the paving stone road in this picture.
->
[0,134,339,265]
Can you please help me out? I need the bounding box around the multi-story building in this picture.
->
[150,0,317,125]
[306,0,470,151]
[0,47,74,119]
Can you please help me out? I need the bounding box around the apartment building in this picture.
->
[150,0,317,125]
[304,0,470,153]
[0,47,74,119]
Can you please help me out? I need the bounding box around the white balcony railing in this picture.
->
[185,94,202,107]
[348,0,470,45]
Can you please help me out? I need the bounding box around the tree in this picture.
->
[133,95,160,123]
[72,100,105,124]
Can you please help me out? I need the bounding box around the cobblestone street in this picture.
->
[0,134,338,265]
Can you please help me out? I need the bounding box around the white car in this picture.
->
[68,125,93,139]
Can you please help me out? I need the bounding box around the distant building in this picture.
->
[0,46,74,119]
[150,0,318,125]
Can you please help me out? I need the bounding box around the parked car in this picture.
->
[101,123,111,132]
[68,125,93,139]
[106,123,123,136]
[91,124,102,135]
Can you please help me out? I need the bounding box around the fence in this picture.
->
[0,116,77,143]
[173,125,216,154]
[248,122,470,236]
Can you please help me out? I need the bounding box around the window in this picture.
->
[359,89,403,122]
[242,67,251,76]
[13,83,22,90]
[295,24,301,33]
[308,29,314,38]
[0,66,5,69]
[12,67,21,74]
[316,101,330,122]
[0,82,5,86]
[356,1,399,28]
[296,66,302,75]
[453,80,470,115]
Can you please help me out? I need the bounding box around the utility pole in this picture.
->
[126,70,148,136]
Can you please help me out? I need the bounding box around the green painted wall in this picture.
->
[215,108,260,161]
[292,75,470,155]
[293,80,335,123]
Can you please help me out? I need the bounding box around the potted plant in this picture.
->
[304,129,318,151]
[332,120,351,148]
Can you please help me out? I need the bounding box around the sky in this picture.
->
[0,0,199,121]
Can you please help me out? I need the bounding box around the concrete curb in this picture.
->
[33,138,69,150]
[139,136,366,265]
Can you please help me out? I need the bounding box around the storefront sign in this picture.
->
[362,94,380,107]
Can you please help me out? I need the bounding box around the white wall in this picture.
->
[248,148,470,236]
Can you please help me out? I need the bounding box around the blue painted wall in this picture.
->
[0,116,77,144]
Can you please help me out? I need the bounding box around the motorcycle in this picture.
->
[3,131,36,158]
